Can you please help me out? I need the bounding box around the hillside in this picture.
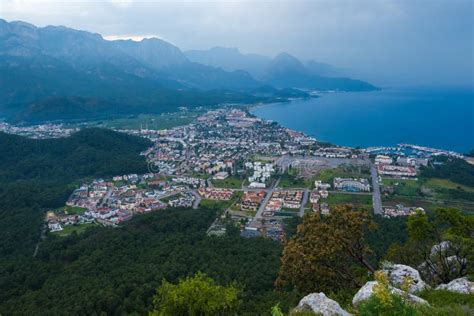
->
[0,128,151,257]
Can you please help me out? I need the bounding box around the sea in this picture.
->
[250,86,474,153]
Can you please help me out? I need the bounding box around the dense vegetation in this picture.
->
[0,208,286,315]
[0,128,151,257]
[421,157,474,187]
[150,272,241,315]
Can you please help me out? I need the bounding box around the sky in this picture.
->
[1,0,473,86]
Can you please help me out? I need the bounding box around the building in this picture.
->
[213,171,229,180]
[333,177,370,192]
[375,155,393,165]
[314,180,331,190]
[378,164,417,177]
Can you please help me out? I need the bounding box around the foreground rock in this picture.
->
[436,277,474,294]
[352,281,429,306]
[383,264,430,293]
[295,292,352,316]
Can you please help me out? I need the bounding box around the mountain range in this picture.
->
[0,19,377,123]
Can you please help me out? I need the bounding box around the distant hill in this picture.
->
[263,53,378,91]
[185,46,271,79]
[186,48,377,91]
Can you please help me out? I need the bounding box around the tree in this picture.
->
[276,205,376,294]
[386,208,474,285]
[150,272,240,316]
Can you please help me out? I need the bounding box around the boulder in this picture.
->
[352,281,429,307]
[383,264,430,293]
[436,277,474,294]
[295,292,352,316]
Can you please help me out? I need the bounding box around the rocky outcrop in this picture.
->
[383,264,430,293]
[436,277,474,294]
[295,292,352,316]
[352,281,429,306]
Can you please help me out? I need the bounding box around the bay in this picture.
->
[250,86,474,153]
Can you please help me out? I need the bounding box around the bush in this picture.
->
[358,294,418,316]
[418,289,474,308]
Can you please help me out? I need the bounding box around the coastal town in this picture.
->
[1,107,469,239]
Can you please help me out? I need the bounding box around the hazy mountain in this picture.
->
[113,38,188,69]
[0,19,377,123]
[185,47,270,78]
[0,19,260,95]
[305,60,345,77]
[185,47,376,91]
[264,52,378,91]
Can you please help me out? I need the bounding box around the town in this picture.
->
[5,108,467,239]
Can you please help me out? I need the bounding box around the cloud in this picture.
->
[103,34,163,41]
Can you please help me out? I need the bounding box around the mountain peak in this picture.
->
[267,52,307,77]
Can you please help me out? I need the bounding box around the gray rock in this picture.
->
[436,277,474,294]
[383,264,430,293]
[352,281,429,306]
[295,292,352,316]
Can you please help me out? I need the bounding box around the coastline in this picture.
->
[248,87,473,154]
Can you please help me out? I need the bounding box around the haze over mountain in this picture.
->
[0,19,376,123]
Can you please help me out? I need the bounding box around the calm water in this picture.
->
[250,87,474,153]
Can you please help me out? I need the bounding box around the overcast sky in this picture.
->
[1,0,473,86]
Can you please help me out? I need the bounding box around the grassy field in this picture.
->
[212,176,244,189]
[279,171,313,188]
[53,223,98,237]
[424,178,474,193]
[381,195,474,213]
[73,112,202,131]
[382,178,420,196]
[56,205,87,215]
[382,177,474,203]
[326,193,372,208]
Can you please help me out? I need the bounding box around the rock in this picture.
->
[431,241,451,255]
[295,292,352,316]
[436,277,474,294]
[352,281,429,307]
[383,264,430,293]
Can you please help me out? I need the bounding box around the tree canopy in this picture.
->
[151,272,240,316]
[276,205,376,295]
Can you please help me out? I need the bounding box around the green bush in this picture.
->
[418,289,474,308]
[358,294,418,316]
[358,292,474,316]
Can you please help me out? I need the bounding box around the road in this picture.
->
[298,189,309,217]
[255,178,280,219]
[100,187,114,207]
[370,163,382,215]
[33,222,47,257]
[190,190,201,209]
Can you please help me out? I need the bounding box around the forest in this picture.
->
[0,128,151,257]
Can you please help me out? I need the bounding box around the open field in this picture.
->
[326,193,372,208]
[382,195,474,214]
[53,223,98,237]
[72,112,202,130]
[278,170,313,188]
[424,178,474,193]
[56,205,87,215]
[212,176,244,189]
[382,177,474,202]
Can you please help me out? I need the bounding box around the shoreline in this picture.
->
[247,89,471,155]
